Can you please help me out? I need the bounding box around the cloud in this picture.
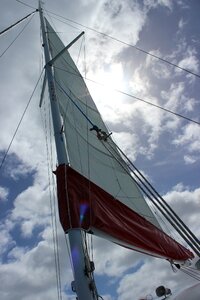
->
[0,186,9,201]
[0,1,200,300]
[0,239,69,300]
[164,186,200,234]
[178,18,187,30]
[92,236,145,277]
[178,47,199,74]
[10,181,54,237]
[0,221,15,259]
[144,0,173,11]
[173,123,200,156]
[184,154,196,165]
[117,256,196,300]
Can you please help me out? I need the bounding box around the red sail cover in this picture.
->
[55,164,194,261]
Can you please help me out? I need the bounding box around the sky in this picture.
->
[0,0,200,299]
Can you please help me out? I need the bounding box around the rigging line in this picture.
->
[0,68,44,173]
[53,68,199,251]
[15,0,37,10]
[53,72,199,251]
[54,65,197,255]
[46,12,82,32]
[83,36,94,263]
[53,62,198,250]
[0,10,37,36]
[55,79,94,127]
[53,66,200,127]
[180,267,200,281]
[40,106,62,300]
[0,14,35,58]
[52,176,63,300]
[110,140,200,251]
[107,139,200,254]
[76,35,84,65]
[49,38,198,126]
[101,140,200,257]
[148,201,176,240]
[70,90,84,172]
[41,98,63,300]
[183,266,200,277]
[49,107,63,300]
[185,265,200,272]
[46,10,200,80]
[64,234,75,278]
[113,89,200,126]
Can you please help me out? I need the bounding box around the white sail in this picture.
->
[45,19,160,228]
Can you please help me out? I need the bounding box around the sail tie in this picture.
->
[90,125,112,141]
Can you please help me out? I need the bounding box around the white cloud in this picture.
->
[161,82,185,111]
[173,123,200,155]
[0,186,9,201]
[117,256,197,300]
[184,154,196,165]
[144,0,173,10]
[0,1,200,300]
[178,18,187,30]
[178,47,199,74]
[93,236,145,277]
[0,222,15,258]
[129,65,152,96]
[0,240,70,300]
[145,49,172,79]
[164,186,200,234]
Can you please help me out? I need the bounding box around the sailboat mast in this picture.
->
[38,2,97,299]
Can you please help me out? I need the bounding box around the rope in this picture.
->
[48,27,200,127]
[0,10,37,36]
[76,34,84,66]
[46,10,200,80]
[53,66,200,127]
[52,74,200,255]
[105,139,200,256]
[40,97,62,300]
[0,14,35,59]
[15,0,36,10]
[180,267,200,281]
[55,79,94,127]
[65,234,74,277]
[0,69,44,174]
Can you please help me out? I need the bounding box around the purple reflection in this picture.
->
[80,203,88,224]
[71,247,79,266]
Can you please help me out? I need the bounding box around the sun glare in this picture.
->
[88,63,126,121]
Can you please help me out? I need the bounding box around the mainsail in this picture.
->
[45,19,193,261]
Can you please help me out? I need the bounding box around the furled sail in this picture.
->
[45,19,194,261]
